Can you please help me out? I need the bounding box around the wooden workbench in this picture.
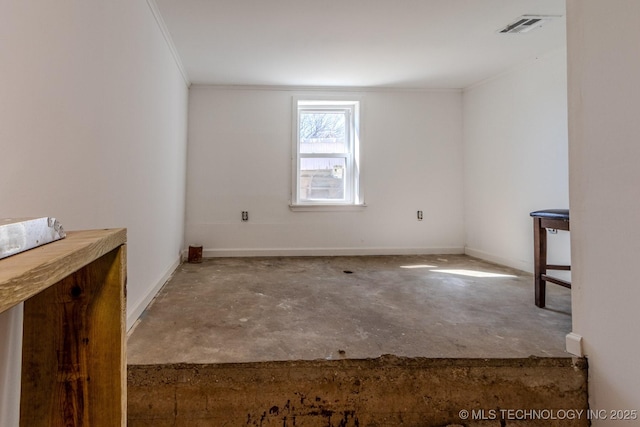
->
[0,228,127,426]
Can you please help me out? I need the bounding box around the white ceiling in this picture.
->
[154,0,566,89]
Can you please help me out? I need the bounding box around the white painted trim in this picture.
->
[464,247,532,273]
[190,84,462,94]
[565,332,583,357]
[145,0,191,87]
[126,256,181,330]
[200,247,465,258]
[289,204,367,212]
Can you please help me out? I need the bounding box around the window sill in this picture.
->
[289,203,367,212]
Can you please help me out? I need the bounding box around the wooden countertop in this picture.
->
[0,228,126,313]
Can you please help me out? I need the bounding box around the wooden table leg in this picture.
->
[20,245,127,427]
[533,217,547,308]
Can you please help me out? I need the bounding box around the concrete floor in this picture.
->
[127,255,572,364]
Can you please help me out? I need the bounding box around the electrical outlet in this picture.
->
[417,210,423,221]
[242,211,249,222]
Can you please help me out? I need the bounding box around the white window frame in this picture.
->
[290,96,365,210]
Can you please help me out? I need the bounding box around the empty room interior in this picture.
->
[1,1,640,426]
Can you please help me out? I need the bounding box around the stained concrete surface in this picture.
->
[127,255,572,363]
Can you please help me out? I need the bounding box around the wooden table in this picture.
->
[0,228,127,426]
[530,210,571,308]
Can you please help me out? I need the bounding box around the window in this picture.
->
[291,98,363,208]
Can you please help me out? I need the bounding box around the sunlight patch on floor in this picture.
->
[400,264,438,269]
[431,269,516,278]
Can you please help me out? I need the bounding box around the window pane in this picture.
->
[299,158,346,201]
[299,112,347,154]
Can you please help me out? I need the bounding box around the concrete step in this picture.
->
[128,355,588,427]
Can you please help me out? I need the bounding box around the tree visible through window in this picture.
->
[293,99,361,206]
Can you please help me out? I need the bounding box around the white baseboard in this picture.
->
[0,305,24,427]
[464,247,532,273]
[193,246,465,258]
[127,256,181,331]
[566,332,584,357]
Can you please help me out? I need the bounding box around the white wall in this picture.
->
[567,1,640,424]
[0,1,189,425]
[463,49,570,272]
[186,87,464,256]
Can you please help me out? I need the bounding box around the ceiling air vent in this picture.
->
[499,15,561,34]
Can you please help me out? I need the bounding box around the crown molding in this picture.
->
[464,47,566,92]
[190,84,462,94]
[146,0,191,87]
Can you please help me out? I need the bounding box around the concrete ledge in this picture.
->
[128,355,588,426]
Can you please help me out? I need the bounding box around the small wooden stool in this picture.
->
[530,209,571,307]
